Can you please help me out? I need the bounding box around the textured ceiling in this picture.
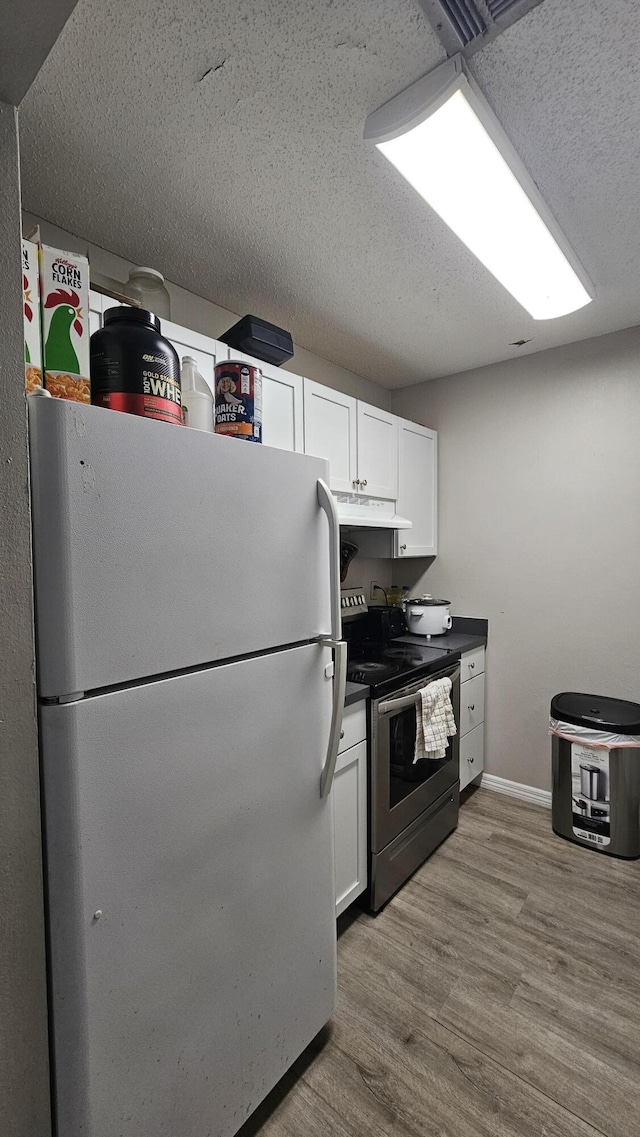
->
[18,0,640,387]
[0,0,79,105]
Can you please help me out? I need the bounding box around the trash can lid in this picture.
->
[551,692,640,734]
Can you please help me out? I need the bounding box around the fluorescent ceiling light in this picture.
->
[364,56,593,320]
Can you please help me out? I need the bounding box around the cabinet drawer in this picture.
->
[339,703,367,754]
[459,723,484,791]
[461,646,484,683]
[460,673,485,737]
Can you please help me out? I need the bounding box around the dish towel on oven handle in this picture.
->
[415,676,457,763]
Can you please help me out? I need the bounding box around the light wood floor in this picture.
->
[240,788,640,1137]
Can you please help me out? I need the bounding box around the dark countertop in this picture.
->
[344,618,487,705]
[398,632,486,654]
[345,681,369,707]
[398,615,487,657]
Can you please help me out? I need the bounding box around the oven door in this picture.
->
[370,665,460,852]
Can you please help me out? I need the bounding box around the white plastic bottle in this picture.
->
[180,356,214,432]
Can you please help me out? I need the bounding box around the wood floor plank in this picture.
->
[241,790,640,1137]
[337,907,457,1017]
[333,983,604,1137]
[511,966,640,1081]
[437,976,640,1137]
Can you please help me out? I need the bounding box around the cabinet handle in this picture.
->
[361,479,367,487]
[400,544,407,551]
[340,730,345,739]
[469,662,475,669]
[468,704,475,711]
[468,756,475,763]
[353,478,361,486]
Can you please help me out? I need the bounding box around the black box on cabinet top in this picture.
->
[219,315,294,367]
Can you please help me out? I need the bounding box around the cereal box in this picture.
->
[39,244,90,403]
[22,238,43,393]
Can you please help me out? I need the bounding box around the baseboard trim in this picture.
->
[480,773,552,809]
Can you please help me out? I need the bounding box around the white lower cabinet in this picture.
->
[459,673,485,738]
[459,725,484,788]
[459,648,485,792]
[333,704,367,917]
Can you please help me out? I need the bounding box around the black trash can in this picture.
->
[551,692,640,858]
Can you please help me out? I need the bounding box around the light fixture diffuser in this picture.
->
[364,56,593,320]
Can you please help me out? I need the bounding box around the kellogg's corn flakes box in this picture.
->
[22,238,42,393]
[39,244,90,403]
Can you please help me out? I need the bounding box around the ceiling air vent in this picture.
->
[420,0,545,57]
[438,1,486,46]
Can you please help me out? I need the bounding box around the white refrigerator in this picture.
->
[29,398,347,1137]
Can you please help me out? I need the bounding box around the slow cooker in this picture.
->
[404,596,452,637]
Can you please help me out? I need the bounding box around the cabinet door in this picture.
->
[394,419,438,558]
[459,673,485,737]
[303,379,357,492]
[356,403,398,499]
[459,723,484,791]
[89,289,104,336]
[163,318,228,396]
[333,739,367,917]
[234,351,303,452]
[461,646,484,682]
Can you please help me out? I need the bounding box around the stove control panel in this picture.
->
[340,586,368,621]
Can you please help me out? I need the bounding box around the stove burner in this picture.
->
[350,660,400,676]
[383,646,426,662]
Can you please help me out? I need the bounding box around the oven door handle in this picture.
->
[317,478,346,798]
[378,690,423,716]
[377,668,460,717]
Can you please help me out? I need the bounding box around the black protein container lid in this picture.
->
[104,306,161,331]
[551,692,640,734]
[220,314,294,367]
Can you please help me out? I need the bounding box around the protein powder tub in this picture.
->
[90,307,182,425]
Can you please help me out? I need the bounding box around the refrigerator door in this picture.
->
[41,643,336,1137]
[29,399,331,697]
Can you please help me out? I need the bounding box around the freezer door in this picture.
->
[29,399,331,696]
[41,643,336,1137]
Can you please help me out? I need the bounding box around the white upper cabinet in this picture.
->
[303,379,398,498]
[88,291,229,397]
[356,402,398,500]
[233,351,303,453]
[89,288,103,337]
[303,379,357,492]
[162,318,228,396]
[394,418,438,557]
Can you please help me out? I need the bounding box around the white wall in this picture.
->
[0,104,51,1137]
[392,326,640,791]
[22,212,391,411]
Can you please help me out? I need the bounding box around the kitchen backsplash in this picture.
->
[342,550,439,604]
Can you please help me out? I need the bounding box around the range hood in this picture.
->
[334,493,412,530]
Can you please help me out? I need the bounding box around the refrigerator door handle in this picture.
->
[317,478,341,641]
[319,638,347,799]
[317,479,346,798]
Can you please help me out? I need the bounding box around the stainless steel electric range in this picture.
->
[344,601,461,912]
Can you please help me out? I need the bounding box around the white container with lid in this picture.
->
[123,267,171,319]
[180,356,214,432]
[404,596,452,637]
